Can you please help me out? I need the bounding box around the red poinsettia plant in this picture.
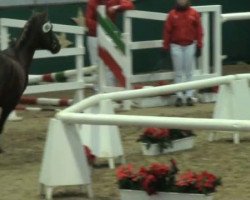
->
[137,128,195,152]
[116,160,221,196]
[84,145,96,166]
[176,171,221,194]
[116,160,178,195]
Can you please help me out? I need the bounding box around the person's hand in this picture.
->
[196,47,202,58]
[108,5,121,14]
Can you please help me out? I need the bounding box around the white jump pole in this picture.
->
[62,75,236,113]
[222,12,250,22]
[56,75,250,144]
[0,0,87,8]
[28,65,97,85]
[58,112,250,132]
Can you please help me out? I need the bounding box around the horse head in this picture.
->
[32,12,61,54]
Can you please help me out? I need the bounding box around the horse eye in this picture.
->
[42,22,52,33]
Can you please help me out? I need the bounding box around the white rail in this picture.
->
[58,113,250,132]
[0,18,85,34]
[222,12,250,22]
[57,74,250,132]
[0,0,87,7]
[28,65,97,84]
[59,74,239,113]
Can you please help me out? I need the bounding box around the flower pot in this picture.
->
[141,142,161,156]
[141,137,195,156]
[120,189,213,200]
[133,96,169,108]
[199,93,217,103]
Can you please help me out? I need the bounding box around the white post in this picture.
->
[0,24,9,50]
[39,119,93,198]
[213,5,222,75]
[97,5,107,93]
[122,13,133,110]
[123,12,133,90]
[79,99,124,169]
[74,34,85,102]
[98,60,107,93]
[122,33,132,110]
[201,12,210,74]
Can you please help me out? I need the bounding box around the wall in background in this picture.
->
[0,0,249,74]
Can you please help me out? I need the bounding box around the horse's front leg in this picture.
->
[0,107,14,153]
[0,107,3,153]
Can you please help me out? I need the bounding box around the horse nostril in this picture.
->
[51,41,60,53]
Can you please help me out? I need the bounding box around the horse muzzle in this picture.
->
[51,41,61,54]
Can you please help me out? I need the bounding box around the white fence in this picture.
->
[0,0,87,7]
[222,12,250,22]
[57,74,250,132]
[123,5,222,85]
[0,18,86,101]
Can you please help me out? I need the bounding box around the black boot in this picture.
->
[186,97,194,106]
[175,98,183,107]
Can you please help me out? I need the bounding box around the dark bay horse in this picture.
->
[0,12,61,153]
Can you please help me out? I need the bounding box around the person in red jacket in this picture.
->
[85,0,134,88]
[163,0,203,107]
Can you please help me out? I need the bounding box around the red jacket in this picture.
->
[85,0,134,36]
[163,7,203,50]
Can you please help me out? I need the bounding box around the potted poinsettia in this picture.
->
[199,86,219,103]
[117,160,221,200]
[176,171,221,195]
[137,128,196,156]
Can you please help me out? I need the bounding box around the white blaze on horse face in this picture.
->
[42,21,52,33]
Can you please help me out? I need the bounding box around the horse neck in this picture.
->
[15,36,38,73]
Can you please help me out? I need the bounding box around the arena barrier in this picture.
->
[20,97,73,107]
[16,65,97,109]
[19,66,98,109]
[36,73,250,199]
[0,0,87,8]
[28,65,98,85]
[16,105,59,112]
[222,12,250,22]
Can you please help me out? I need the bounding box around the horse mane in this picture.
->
[16,12,47,48]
